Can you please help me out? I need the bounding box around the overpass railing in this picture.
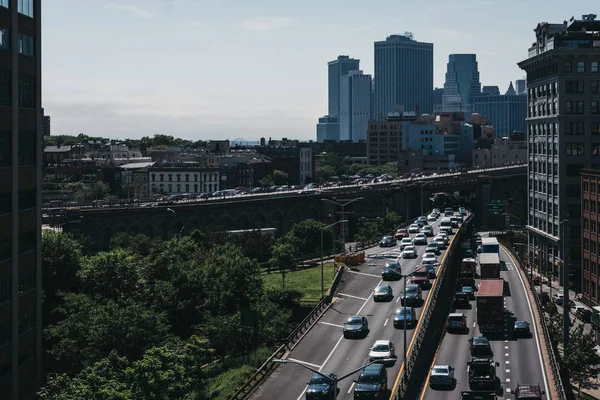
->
[395,211,474,399]
[494,237,567,400]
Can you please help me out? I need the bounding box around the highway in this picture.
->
[420,244,550,399]
[251,215,459,400]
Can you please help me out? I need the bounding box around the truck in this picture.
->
[513,383,545,399]
[476,279,504,333]
[479,253,501,279]
[467,357,499,391]
[458,258,477,287]
[461,391,497,400]
[481,237,500,254]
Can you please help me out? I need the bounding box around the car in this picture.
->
[379,236,397,247]
[438,231,449,242]
[394,228,409,239]
[444,207,454,216]
[373,285,393,302]
[399,237,414,250]
[413,234,428,246]
[429,365,454,388]
[513,320,532,338]
[408,224,421,233]
[353,364,388,399]
[464,249,473,258]
[382,266,402,281]
[552,293,565,306]
[421,225,434,237]
[427,213,437,222]
[410,268,431,289]
[401,284,422,306]
[469,336,492,357]
[343,315,369,338]
[368,340,396,364]
[447,313,467,333]
[459,207,467,216]
[418,215,428,224]
[402,245,418,259]
[426,242,441,255]
[433,236,447,250]
[477,245,483,254]
[425,264,437,279]
[393,307,417,328]
[305,372,336,400]
[422,252,437,264]
[454,292,470,308]
[461,286,475,300]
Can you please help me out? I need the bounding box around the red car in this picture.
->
[395,228,409,240]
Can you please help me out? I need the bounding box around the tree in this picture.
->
[259,175,274,188]
[355,219,384,247]
[74,182,110,202]
[272,169,288,185]
[383,211,402,232]
[110,233,163,258]
[284,219,332,258]
[563,323,600,394]
[269,241,296,289]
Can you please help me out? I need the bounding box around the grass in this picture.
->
[262,263,337,301]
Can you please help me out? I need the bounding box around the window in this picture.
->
[0,131,10,166]
[17,0,34,18]
[18,131,36,166]
[0,192,10,215]
[592,144,600,155]
[18,189,35,210]
[185,174,190,182]
[18,230,36,254]
[0,0,7,8]
[566,80,585,93]
[18,74,36,109]
[593,102,600,114]
[565,61,572,73]
[18,33,33,56]
[593,61,600,73]
[18,306,36,335]
[151,173,155,182]
[176,174,181,182]
[0,29,8,50]
[566,143,585,156]
[565,122,584,135]
[0,70,10,107]
[578,61,586,73]
[18,268,35,294]
[168,174,172,182]
[592,81,600,93]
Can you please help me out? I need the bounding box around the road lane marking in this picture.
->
[345,270,381,278]
[502,246,551,397]
[473,322,476,327]
[507,378,511,382]
[505,353,509,356]
[319,321,344,329]
[505,346,509,349]
[347,382,355,394]
[384,318,389,327]
[505,360,510,364]
[507,388,512,393]
[506,369,510,373]
[287,358,322,369]
[338,293,369,301]
[396,297,401,303]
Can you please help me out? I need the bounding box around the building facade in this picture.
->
[518,14,600,292]
[472,86,527,137]
[515,79,527,95]
[316,115,340,142]
[582,169,600,305]
[0,1,43,398]
[472,137,527,168]
[374,33,433,119]
[366,116,403,165]
[339,70,372,142]
[433,87,444,114]
[328,55,360,119]
[442,54,481,113]
[149,165,220,196]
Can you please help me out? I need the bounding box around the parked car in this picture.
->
[373,285,393,302]
[393,307,417,328]
[343,315,369,338]
[429,365,454,388]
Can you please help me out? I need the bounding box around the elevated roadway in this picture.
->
[251,216,461,400]
[420,244,549,399]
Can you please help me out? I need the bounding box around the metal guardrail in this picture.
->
[495,238,567,400]
[395,212,474,398]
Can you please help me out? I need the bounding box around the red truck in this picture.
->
[476,279,504,333]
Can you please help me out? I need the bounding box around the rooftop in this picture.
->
[44,145,72,153]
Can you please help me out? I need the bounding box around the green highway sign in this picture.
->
[487,200,506,215]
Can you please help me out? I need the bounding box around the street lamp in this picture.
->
[273,357,395,397]
[166,208,185,238]
[321,220,348,297]
[322,197,363,258]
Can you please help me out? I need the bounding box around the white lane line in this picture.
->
[506,388,512,393]
[505,346,509,349]
[502,247,551,397]
[473,322,476,327]
[347,382,355,394]
[287,358,323,369]
[505,360,510,364]
[338,293,369,301]
[505,340,509,343]
[506,369,510,373]
[506,378,511,383]
[396,297,401,303]
[505,353,509,357]
[345,270,382,278]
[384,318,389,327]
[295,280,382,400]
[319,321,344,329]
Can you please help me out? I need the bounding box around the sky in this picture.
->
[43,0,598,141]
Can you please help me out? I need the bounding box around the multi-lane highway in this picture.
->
[420,244,550,399]
[251,216,459,400]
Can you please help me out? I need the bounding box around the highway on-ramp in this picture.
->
[251,216,459,400]
[420,244,549,399]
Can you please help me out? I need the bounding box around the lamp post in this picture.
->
[399,266,428,365]
[322,198,363,258]
[321,220,348,297]
[273,358,395,397]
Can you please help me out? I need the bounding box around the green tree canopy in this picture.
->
[272,169,289,186]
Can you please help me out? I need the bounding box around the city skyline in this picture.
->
[43,0,597,140]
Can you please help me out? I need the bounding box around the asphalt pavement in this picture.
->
[420,245,550,399]
[251,216,455,400]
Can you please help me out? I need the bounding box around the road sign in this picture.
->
[486,200,506,215]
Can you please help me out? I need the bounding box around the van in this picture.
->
[353,363,387,399]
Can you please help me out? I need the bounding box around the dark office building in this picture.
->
[582,169,600,305]
[0,0,43,398]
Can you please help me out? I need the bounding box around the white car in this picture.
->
[369,340,396,363]
[402,245,418,259]
[427,213,437,222]
[429,365,454,387]
[437,232,449,244]
[413,234,428,246]
[421,225,434,237]
[422,252,438,265]
[408,224,420,233]
[399,238,413,250]
[433,236,447,249]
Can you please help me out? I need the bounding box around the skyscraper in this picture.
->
[339,70,372,142]
[518,14,600,298]
[0,1,43,398]
[316,116,340,142]
[328,55,360,118]
[374,33,433,119]
[441,54,481,113]
[472,82,527,137]
[515,79,527,95]
[433,87,444,114]
[481,86,500,96]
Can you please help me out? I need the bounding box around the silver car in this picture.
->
[429,364,454,387]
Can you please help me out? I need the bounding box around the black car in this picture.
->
[379,236,396,247]
[401,284,422,307]
[305,372,336,400]
[513,321,531,338]
[373,285,393,302]
[353,363,387,399]
[343,316,369,338]
[447,313,467,333]
[382,267,402,281]
[393,307,417,328]
[461,286,475,300]
[469,336,492,357]
[454,292,470,308]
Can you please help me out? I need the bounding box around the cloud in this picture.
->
[103,2,154,19]
[240,16,296,32]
